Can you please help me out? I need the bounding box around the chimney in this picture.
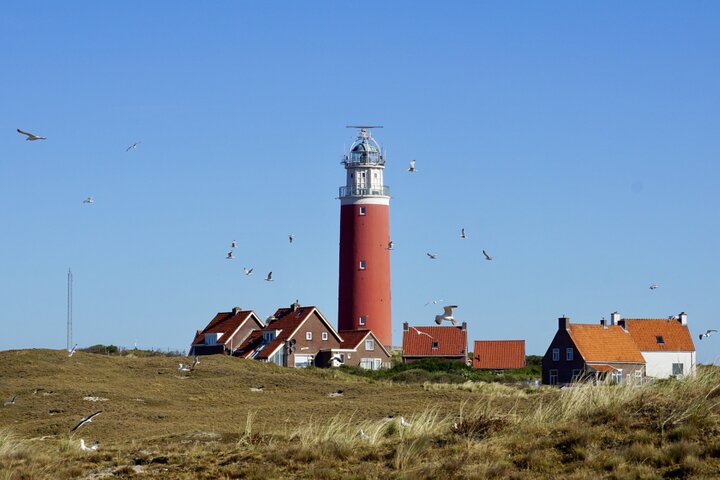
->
[678,312,687,326]
[558,316,569,330]
[600,318,608,329]
[232,307,242,315]
[617,319,626,331]
[610,311,621,325]
[403,321,409,332]
[290,300,300,312]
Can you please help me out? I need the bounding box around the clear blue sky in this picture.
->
[2,2,718,363]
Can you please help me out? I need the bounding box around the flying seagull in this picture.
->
[83,196,94,205]
[4,395,16,406]
[17,128,46,141]
[265,271,273,282]
[387,241,394,250]
[409,326,433,339]
[649,284,659,290]
[427,253,438,260]
[231,239,237,249]
[482,250,493,261]
[288,234,294,244]
[125,141,141,152]
[424,299,444,307]
[68,344,78,357]
[435,305,458,325]
[699,330,718,340]
[79,439,99,451]
[408,160,416,173]
[400,417,412,428]
[460,228,467,239]
[70,411,102,432]
[226,251,235,260]
[243,267,253,276]
[191,356,200,370]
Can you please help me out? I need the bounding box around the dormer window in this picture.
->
[656,336,664,344]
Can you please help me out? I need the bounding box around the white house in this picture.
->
[610,312,696,379]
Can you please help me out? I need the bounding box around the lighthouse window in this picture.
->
[359,260,366,270]
[359,316,366,325]
[359,206,366,216]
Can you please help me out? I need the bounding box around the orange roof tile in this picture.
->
[473,340,525,369]
[622,319,695,351]
[254,306,341,360]
[402,325,467,357]
[567,324,645,363]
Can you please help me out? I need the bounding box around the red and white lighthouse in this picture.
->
[338,126,392,347]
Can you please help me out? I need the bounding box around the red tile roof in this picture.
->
[235,330,264,358]
[622,319,696,352]
[338,329,391,356]
[192,309,263,347]
[567,323,645,363]
[254,306,341,360]
[402,325,467,357]
[473,340,525,369]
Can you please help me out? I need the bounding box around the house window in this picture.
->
[549,370,558,385]
[552,348,560,361]
[294,354,313,368]
[359,260,366,270]
[365,339,374,351]
[672,363,684,377]
[571,369,582,382]
[566,348,574,361]
[432,341,439,349]
[322,332,328,341]
[611,369,623,385]
[359,316,366,326]
[656,336,664,345]
[359,206,366,216]
[635,369,643,384]
[306,332,312,341]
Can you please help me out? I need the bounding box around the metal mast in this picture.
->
[67,269,73,352]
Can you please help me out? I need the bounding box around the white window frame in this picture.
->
[306,331,312,341]
[365,339,374,351]
[552,348,560,361]
[294,354,313,368]
[359,206,366,216]
[611,369,623,384]
[566,348,573,361]
[321,332,328,341]
[359,316,366,326]
[634,369,643,384]
[549,369,558,385]
[359,260,366,270]
[672,363,684,377]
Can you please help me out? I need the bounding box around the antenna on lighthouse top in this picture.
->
[346,125,383,140]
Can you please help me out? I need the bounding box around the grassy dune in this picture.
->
[0,349,718,479]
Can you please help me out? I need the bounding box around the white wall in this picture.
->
[642,351,696,379]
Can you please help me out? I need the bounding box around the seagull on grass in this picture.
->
[408,160,416,173]
[400,417,412,428]
[4,395,16,406]
[125,141,141,152]
[68,344,77,357]
[435,305,458,325]
[80,439,99,451]
[482,250,493,261]
[699,330,717,340]
[17,128,46,141]
[70,411,102,432]
[264,271,273,282]
[249,386,264,392]
[327,390,344,398]
[427,253,438,260]
[178,363,191,372]
[359,429,369,440]
[191,356,199,370]
[243,267,253,276]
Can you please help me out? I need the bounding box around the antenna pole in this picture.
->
[67,269,73,352]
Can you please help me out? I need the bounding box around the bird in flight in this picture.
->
[409,326,433,339]
[226,251,235,260]
[79,439,99,451]
[4,395,16,406]
[460,228,467,239]
[191,356,200,370]
[265,271,273,282]
[70,411,102,432]
[649,284,659,290]
[482,250,493,261]
[125,141,141,152]
[424,299,444,307]
[17,128,46,141]
[387,241,394,250]
[68,344,78,357]
[408,160,416,173]
[288,234,294,244]
[699,329,717,340]
[83,196,94,205]
[435,305,458,325]
[243,267,253,276]
[231,239,237,249]
[427,253,438,260]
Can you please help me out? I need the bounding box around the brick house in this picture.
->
[542,316,645,385]
[613,312,696,379]
[316,329,392,370]
[234,303,342,367]
[190,307,265,356]
[401,322,468,364]
[473,340,525,370]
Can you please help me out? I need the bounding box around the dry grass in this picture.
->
[0,349,718,479]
